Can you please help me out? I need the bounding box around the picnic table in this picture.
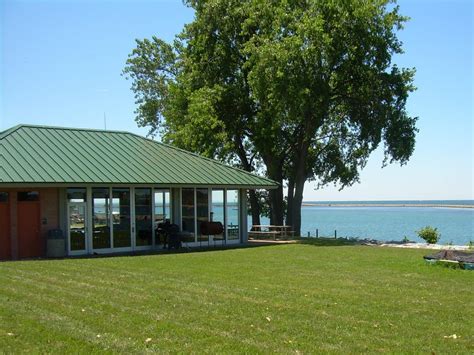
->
[249,225,294,240]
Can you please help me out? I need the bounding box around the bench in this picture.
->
[248,230,280,240]
[250,225,295,240]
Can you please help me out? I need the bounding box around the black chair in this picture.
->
[164,223,181,250]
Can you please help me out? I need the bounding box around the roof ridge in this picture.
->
[0,124,131,137]
[0,124,24,140]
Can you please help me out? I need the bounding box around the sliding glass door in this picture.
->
[181,188,196,243]
[135,188,153,247]
[226,190,240,242]
[197,188,209,244]
[92,188,111,249]
[112,188,131,248]
[67,188,87,253]
[211,189,225,243]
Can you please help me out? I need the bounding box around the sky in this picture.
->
[1,0,472,201]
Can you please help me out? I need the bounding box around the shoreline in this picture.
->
[302,203,473,209]
[299,237,472,251]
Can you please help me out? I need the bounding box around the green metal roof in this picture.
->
[0,124,277,188]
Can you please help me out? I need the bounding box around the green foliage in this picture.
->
[417,226,440,244]
[123,0,418,232]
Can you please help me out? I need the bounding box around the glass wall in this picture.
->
[226,190,240,241]
[112,188,131,248]
[154,189,171,224]
[67,188,87,251]
[196,188,209,244]
[211,189,225,242]
[181,188,195,243]
[92,188,111,249]
[135,188,153,247]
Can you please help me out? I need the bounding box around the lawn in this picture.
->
[0,244,472,353]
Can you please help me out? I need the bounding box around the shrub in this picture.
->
[416,226,440,244]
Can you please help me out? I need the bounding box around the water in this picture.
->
[253,200,474,245]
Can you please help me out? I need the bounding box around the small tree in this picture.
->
[417,226,440,244]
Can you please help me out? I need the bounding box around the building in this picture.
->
[0,125,277,260]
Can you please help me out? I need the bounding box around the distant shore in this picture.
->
[302,203,473,209]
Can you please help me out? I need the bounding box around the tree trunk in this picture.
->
[269,184,284,225]
[289,138,310,236]
[286,177,295,227]
[291,179,305,236]
[248,190,261,226]
[267,165,284,225]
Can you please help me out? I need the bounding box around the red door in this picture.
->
[17,200,41,258]
[0,202,10,260]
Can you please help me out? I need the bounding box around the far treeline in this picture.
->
[123,0,418,236]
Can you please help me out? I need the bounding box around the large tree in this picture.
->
[123,0,418,236]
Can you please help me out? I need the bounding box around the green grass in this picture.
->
[1,245,472,353]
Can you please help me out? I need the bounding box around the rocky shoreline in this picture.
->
[361,239,471,251]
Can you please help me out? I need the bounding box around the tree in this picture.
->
[123,0,418,236]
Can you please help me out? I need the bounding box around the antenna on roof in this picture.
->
[103,112,107,131]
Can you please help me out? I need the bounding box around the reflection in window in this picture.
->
[211,190,225,242]
[92,188,111,249]
[226,190,240,241]
[69,203,86,251]
[181,188,195,243]
[135,188,152,246]
[67,188,86,202]
[197,189,209,243]
[154,189,171,224]
[112,188,131,248]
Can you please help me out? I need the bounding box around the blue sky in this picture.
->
[1,0,472,200]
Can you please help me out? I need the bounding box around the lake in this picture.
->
[253,200,474,245]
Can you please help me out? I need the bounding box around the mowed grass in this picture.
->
[0,245,473,353]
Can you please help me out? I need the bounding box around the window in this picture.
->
[226,190,240,241]
[0,192,8,203]
[196,188,209,243]
[17,191,39,202]
[67,188,86,202]
[181,188,195,243]
[112,188,131,248]
[92,188,111,249]
[154,189,171,224]
[211,190,225,241]
[135,188,152,246]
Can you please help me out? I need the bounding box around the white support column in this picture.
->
[240,189,248,243]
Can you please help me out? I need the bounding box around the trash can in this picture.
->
[47,229,65,258]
